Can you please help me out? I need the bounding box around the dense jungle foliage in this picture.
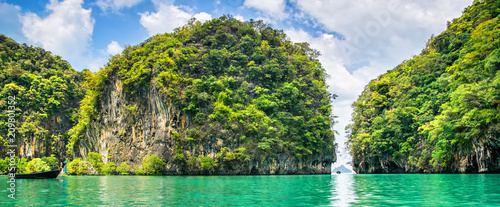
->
[349,0,500,173]
[67,15,336,169]
[0,35,86,159]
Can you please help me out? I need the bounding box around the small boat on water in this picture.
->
[13,162,65,179]
[15,169,62,179]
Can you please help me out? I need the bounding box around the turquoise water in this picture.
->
[1,174,500,206]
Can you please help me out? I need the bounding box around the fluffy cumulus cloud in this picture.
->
[97,0,143,12]
[244,0,286,18]
[285,28,375,165]
[234,15,245,22]
[21,0,95,70]
[285,0,473,165]
[292,0,473,69]
[106,40,123,55]
[139,1,212,36]
[193,12,213,23]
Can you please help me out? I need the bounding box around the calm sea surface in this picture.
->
[1,174,500,206]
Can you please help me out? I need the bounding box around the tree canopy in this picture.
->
[66,16,336,173]
[348,0,500,173]
[0,34,86,159]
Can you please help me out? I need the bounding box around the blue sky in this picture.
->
[0,0,473,166]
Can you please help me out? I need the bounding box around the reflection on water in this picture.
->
[2,174,500,206]
[330,174,358,206]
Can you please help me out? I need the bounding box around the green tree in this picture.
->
[25,158,51,173]
[101,162,116,175]
[67,158,92,175]
[117,162,131,175]
[134,165,144,175]
[87,152,104,174]
[41,154,58,170]
[198,155,217,171]
[142,155,166,175]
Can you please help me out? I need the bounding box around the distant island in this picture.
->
[332,165,353,174]
[0,16,335,175]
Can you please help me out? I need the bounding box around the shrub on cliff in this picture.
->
[117,162,131,175]
[87,152,104,173]
[25,158,51,173]
[198,155,218,171]
[141,155,166,175]
[134,165,144,175]
[41,155,58,170]
[101,162,117,175]
[67,158,94,175]
[0,156,27,173]
[0,157,8,173]
[218,147,250,163]
[15,157,28,173]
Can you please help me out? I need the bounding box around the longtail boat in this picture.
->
[13,163,65,179]
[15,169,61,179]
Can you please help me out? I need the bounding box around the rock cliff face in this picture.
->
[18,111,78,159]
[74,68,334,175]
[70,16,336,175]
[349,0,500,174]
[457,140,500,173]
[353,140,500,174]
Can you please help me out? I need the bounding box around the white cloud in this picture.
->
[97,0,143,12]
[292,0,472,68]
[151,0,174,5]
[139,1,213,36]
[234,15,244,22]
[285,29,370,100]
[194,12,212,23]
[244,0,286,18]
[243,0,286,18]
[287,0,473,166]
[21,0,95,70]
[106,40,123,55]
[0,2,20,14]
[139,3,190,36]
